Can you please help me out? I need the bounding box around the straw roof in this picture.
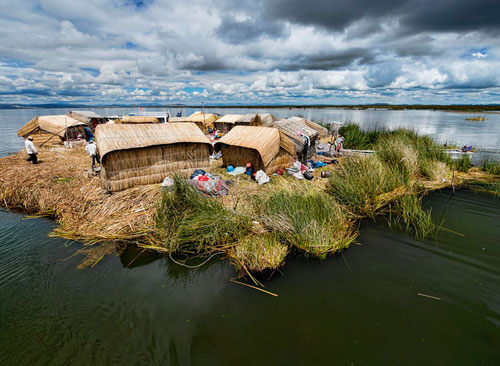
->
[215,114,244,124]
[67,110,104,122]
[168,117,189,123]
[17,115,86,138]
[118,115,160,124]
[215,126,295,166]
[95,122,211,159]
[287,116,329,137]
[187,112,218,126]
[237,113,276,126]
[272,118,318,140]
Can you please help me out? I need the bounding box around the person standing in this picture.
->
[25,136,38,164]
[166,109,171,122]
[85,139,100,169]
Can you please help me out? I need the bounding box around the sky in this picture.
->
[0,0,499,105]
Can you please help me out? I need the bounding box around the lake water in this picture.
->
[1,108,499,365]
[1,107,500,158]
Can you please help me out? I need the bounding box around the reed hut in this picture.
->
[67,111,107,130]
[168,116,187,123]
[237,113,276,127]
[271,118,319,160]
[214,126,295,175]
[96,123,212,192]
[213,114,243,132]
[17,115,86,145]
[302,118,329,138]
[116,115,160,124]
[187,112,218,133]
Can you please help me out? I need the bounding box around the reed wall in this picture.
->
[101,143,210,192]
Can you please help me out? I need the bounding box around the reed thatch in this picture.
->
[271,118,319,160]
[237,113,276,127]
[168,117,188,123]
[302,118,329,137]
[187,112,218,133]
[214,114,244,131]
[96,123,212,192]
[67,111,107,129]
[17,115,86,145]
[117,115,160,124]
[214,126,295,175]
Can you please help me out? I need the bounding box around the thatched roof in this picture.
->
[67,110,104,123]
[215,126,295,166]
[95,122,212,159]
[215,114,244,124]
[17,115,86,138]
[233,113,276,126]
[168,117,189,123]
[287,116,328,137]
[118,115,159,124]
[187,112,218,126]
[272,118,318,139]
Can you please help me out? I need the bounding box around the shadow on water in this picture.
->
[1,189,500,365]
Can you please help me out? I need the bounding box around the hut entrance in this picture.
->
[221,146,264,171]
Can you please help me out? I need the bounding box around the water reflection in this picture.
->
[1,190,500,364]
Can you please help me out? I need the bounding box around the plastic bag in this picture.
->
[255,170,270,185]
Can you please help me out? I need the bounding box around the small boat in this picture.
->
[465,116,487,121]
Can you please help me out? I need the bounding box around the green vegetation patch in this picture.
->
[257,190,356,258]
[388,194,439,241]
[481,161,500,176]
[155,176,252,253]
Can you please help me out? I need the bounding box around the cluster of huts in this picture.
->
[18,110,334,192]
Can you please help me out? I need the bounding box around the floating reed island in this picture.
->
[1,115,500,276]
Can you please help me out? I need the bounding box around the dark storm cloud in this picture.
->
[216,16,288,44]
[279,48,373,71]
[262,0,500,34]
[263,0,403,32]
[178,56,228,71]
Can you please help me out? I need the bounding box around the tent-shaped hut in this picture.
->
[186,112,218,133]
[236,113,276,127]
[96,123,212,192]
[271,118,319,160]
[301,118,329,138]
[213,114,243,132]
[17,115,86,145]
[214,126,295,175]
[67,111,108,130]
[116,115,160,124]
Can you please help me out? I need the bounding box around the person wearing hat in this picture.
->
[85,139,100,169]
[25,136,38,164]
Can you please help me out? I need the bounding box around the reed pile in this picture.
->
[0,147,161,243]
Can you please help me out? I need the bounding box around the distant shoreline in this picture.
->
[1,104,499,113]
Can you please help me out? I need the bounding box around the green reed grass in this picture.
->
[388,194,439,241]
[455,155,471,173]
[155,176,251,253]
[481,161,500,175]
[256,190,356,258]
[326,155,404,216]
[232,234,289,273]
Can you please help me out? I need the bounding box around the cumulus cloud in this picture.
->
[0,0,498,104]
